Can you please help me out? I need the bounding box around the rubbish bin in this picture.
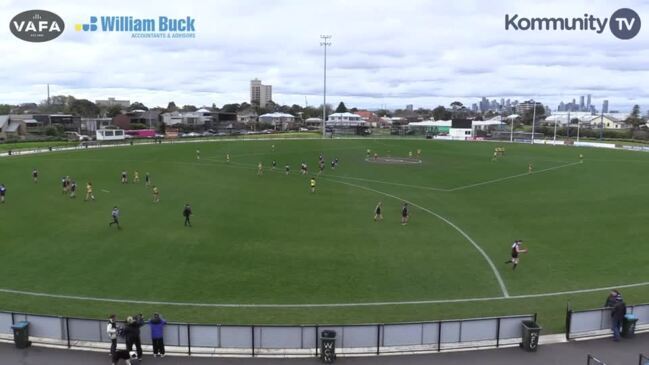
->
[520,320,541,352]
[622,314,638,338]
[320,330,336,363]
[11,321,31,349]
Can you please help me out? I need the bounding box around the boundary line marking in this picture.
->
[447,161,582,192]
[329,161,581,193]
[0,281,647,308]
[327,178,510,298]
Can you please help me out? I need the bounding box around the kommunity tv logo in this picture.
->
[505,8,641,40]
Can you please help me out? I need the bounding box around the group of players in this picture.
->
[2,143,546,270]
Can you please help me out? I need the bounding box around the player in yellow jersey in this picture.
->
[528,162,533,174]
[85,182,95,201]
[133,171,140,183]
[310,177,316,193]
[257,162,263,176]
[152,186,160,203]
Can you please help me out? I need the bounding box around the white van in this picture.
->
[95,129,126,141]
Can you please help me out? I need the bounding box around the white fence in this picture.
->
[0,311,535,356]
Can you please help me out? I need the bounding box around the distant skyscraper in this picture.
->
[586,94,591,110]
[471,103,478,112]
[480,97,488,113]
[579,96,585,111]
[405,104,413,112]
[558,101,565,112]
[250,78,272,108]
[602,100,609,113]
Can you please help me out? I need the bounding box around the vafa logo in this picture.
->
[9,10,65,42]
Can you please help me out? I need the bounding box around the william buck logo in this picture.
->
[10,10,64,42]
[505,8,641,40]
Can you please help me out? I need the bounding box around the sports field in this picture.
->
[0,137,648,331]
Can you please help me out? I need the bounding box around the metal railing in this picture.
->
[0,310,535,356]
[639,353,649,365]
[566,302,649,340]
[587,354,608,364]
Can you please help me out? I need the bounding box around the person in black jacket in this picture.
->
[123,315,144,359]
[605,290,626,341]
[183,203,192,227]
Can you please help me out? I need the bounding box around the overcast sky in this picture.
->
[1,0,648,112]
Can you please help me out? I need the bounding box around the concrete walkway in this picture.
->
[0,334,647,365]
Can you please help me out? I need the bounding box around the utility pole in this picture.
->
[531,99,537,144]
[320,35,332,138]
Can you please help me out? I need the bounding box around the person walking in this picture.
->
[85,181,95,201]
[309,177,316,193]
[183,203,192,227]
[401,203,409,225]
[109,206,121,229]
[107,314,118,355]
[152,186,160,203]
[148,313,167,357]
[374,202,383,221]
[0,184,5,204]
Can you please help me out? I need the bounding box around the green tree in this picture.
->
[68,99,99,117]
[0,104,12,114]
[181,105,197,112]
[335,102,348,113]
[221,103,241,113]
[106,105,123,118]
[625,104,642,128]
[432,106,451,120]
[166,101,178,112]
[521,105,545,125]
[129,102,148,111]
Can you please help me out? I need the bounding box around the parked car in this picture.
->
[64,131,91,141]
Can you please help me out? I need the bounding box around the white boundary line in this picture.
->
[329,160,581,193]
[447,161,582,192]
[0,281,647,308]
[327,178,510,298]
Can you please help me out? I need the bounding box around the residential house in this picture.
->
[588,115,630,129]
[81,117,112,134]
[127,110,161,129]
[326,112,366,127]
[258,112,295,130]
[305,118,323,129]
[0,115,26,140]
[237,109,258,125]
[355,110,381,127]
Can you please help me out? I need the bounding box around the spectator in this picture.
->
[106,314,118,355]
[123,315,144,359]
[605,290,626,341]
[148,313,167,357]
[604,289,622,307]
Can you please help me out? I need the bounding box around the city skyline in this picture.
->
[1,0,648,111]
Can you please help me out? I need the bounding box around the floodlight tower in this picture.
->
[320,35,332,138]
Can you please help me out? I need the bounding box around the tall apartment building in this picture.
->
[250,79,272,108]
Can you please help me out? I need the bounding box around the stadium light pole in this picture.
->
[531,99,537,144]
[599,111,604,140]
[509,115,514,142]
[320,35,332,139]
[553,113,558,143]
[576,117,581,142]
